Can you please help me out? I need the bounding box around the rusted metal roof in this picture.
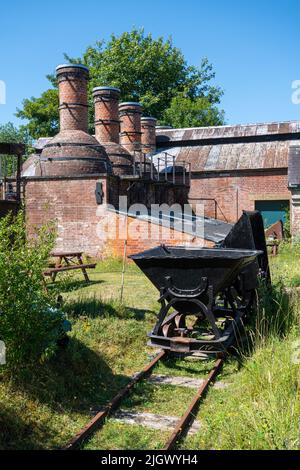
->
[155,121,300,171]
[156,121,300,142]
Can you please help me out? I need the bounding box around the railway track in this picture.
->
[64,351,224,451]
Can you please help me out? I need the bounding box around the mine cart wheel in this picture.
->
[162,323,176,338]
[174,314,186,329]
[226,283,255,312]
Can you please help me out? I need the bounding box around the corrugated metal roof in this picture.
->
[154,121,300,171]
[153,140,299,171]
[156,120,300,142]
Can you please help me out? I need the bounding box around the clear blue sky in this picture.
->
[0,0,299,127]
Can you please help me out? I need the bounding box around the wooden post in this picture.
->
[16,152,22,203]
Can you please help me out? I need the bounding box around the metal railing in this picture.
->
[132,151,191,187]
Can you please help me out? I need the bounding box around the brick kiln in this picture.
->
[23,63,195,257]
[41,64,111,177]
[23,62,300,257]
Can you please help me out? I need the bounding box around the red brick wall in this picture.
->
[25,177,108,257]
[24,176,208,259]
[189,170,291,223]
[104,213,213,258]
[25,171,290,259]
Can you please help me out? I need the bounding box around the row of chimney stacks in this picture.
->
[58,64,157,164]
[93,89,157,155]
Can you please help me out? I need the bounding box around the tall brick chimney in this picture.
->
[141,117,157,154]
[40,64,111,176]
[93,86,120,143]
[93,87,133,175]
[58,64,89,132]
[119,102,142,154]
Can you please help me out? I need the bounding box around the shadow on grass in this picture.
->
[63,296,155,321]
[10,338,130,415]
[46,279,103,294]
[1,337,135,449]
[0,403,58,450]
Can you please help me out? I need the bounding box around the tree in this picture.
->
[16,89,59,139]
[0,121,32,145]
[0,211,70,367]
[162,93,225,128]
[16,28,225,137]
[0,122,33,175]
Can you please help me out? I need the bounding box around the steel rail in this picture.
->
[63,350,166,450]
[163,357,224,450]
[63,352,224,451]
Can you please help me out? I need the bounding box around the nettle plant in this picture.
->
[0,211,70,369]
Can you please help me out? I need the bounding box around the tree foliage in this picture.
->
[0,212,70,368]
[16,89,59,139]
[0,122,33,175]
[0,121,32,146]
[162,93,225,128]
[16,28,225,137]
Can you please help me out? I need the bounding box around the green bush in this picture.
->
[0,211,70,368]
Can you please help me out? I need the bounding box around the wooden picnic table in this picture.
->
[266,239,279,256]
[43,251,96,282]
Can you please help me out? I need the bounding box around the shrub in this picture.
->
[0,211,70,368]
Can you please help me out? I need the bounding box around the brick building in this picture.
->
[155,123,300,232]
[21,63,300,257]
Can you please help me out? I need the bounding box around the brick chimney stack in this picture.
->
[119,102,142,154]
[57,64,89,132]
[93,86,121,143]
[93,88,134,175]
[141,117,157,154]
[40,64,110,176]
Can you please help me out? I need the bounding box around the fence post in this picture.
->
[150,155,153,180]
[173,156,175,185]
[165,153,168,182]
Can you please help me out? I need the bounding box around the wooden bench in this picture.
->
[43,252,96,282]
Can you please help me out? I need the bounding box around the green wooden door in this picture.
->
[255,200,289,228]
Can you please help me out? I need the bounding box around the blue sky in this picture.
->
[0,0,299,127]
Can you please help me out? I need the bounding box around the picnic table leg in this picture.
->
[77,255,90,282]
[42,276,49,293]
[52,256,63,282]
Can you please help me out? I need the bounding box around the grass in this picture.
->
[84,422,169,451]
[1,249,300,450]
[182,333,300,450]
[0,262,158,449]
[270,241,300,287]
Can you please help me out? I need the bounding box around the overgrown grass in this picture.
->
[0,247,300,450]
[271,241,300,287]
[0,265,158,449]
[182,332,300,450]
